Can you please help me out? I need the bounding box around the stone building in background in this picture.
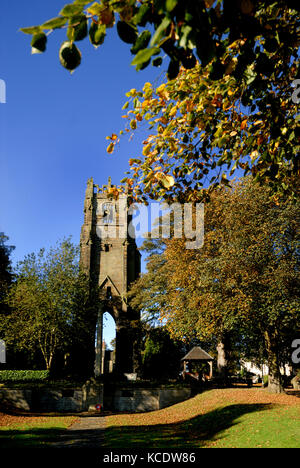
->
[80,177,141,376]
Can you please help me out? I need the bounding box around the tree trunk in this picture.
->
[265,330,284,394]
[217,334,230,385]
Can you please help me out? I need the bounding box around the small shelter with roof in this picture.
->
[181,346,214,380]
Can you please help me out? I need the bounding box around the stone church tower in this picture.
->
[80,177,141,376]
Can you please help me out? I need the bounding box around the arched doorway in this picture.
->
[102,312,116,374]
[95,310,117,376]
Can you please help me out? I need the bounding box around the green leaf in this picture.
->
[131,30,151,54]
[133,4,151,26]
[288,131,295,142]
[87,2,103,16]
[117,21,138,44]
[131,47,160,67]
[244,65,257,85]
[179,25,192,48]
[74,0,92,4]
[167,59,180,80]
[59,4,83,17]
[196,37,215,68]
[59,41,82,71]
[31,33,47,54]
[166,0,178,12]
[89,22,106,47]
[136,59,151,71]
[152,56,163,67]
[20,26,43,35]
[67,15,88,41]
[42,17,68,29]
[150,17,171,46]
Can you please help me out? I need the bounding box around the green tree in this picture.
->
[142,326,183,379]
[130,179,300,392]
[112,54,298,202]
[129,230,240,382]
[168,180,299,392]
[0,233,15,317]
[21,1,299,79]
[22,2,299,198]
[129,237,169,325]
[2,238,98,373]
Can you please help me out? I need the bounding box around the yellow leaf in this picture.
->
[129,88,137,97]
[143,144,152,156]
[155,172,175,188]
[250,150,259,161]
[169,106,178,117]
[143,82,152,91]
[87,2,103,16]
[241,119,248,130]
[107,142,115,154]
[130,119,137,130]
[225,58,238,75]
[156,84,166,94]
[186,100,194,112]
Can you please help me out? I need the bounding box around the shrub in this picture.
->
[0,370,49,382]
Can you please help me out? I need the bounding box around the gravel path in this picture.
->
[50,415,106,448]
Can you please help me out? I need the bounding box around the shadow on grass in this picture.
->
[104,403,275,449]
[0,425,106,448]
[0,427,66,448]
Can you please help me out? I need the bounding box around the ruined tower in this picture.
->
[80,177,141,376]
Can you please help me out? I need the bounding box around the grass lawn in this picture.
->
[0,388,299,448]
[104,388,300,448]
[0,413,77,448]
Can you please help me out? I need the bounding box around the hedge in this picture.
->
[0,370,50,382]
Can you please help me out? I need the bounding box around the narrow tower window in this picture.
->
[106,286,112,299]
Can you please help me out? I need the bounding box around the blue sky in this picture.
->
[0,0,163,267]
[0,1,166,346]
